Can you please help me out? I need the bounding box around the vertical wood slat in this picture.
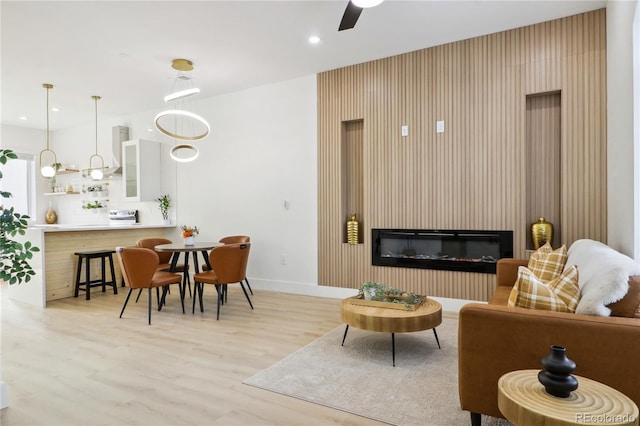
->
[318,9,606,301]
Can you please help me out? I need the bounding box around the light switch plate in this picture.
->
[436,120,445,133]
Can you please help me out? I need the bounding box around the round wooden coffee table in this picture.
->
[340,296,442,366]
[498,369,639,426]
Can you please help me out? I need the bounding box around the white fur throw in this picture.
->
[564,239,640,316]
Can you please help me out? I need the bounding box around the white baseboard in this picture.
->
[1,380,7,409]
[246,278,485,314]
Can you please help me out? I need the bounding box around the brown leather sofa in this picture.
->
[458,258,640,425]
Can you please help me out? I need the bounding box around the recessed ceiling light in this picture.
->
[19,116,27,120]
[308,36,321,44]
[353,0,384,7]
[51,107,60,112]
[147,128,154,132]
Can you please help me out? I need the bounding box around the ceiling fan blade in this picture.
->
[339,1,363,31]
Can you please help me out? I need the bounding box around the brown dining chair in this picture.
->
[193,243,253,320]
[116,247,183,324]
[217,235,253,295]
[136,237,191,299]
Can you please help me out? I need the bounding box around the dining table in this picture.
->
[154,241,223,309]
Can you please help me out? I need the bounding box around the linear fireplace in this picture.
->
[372,229,513,273]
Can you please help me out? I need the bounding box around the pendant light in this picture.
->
[88,95,105,180]
[39,83,58,178]
[155,58,209,163]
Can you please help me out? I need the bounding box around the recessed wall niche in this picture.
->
[525,92,561,249]
[341,119,364,244]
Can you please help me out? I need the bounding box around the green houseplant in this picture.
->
[0,149,40,284]
[156,194,171,222]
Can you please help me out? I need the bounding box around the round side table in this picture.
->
[498,369,639,426]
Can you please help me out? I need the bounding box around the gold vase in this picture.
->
[531,217,553,249]
[347,213,359,245]
[45,202,57,224]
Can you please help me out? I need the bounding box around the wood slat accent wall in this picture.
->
[318,9,607,301]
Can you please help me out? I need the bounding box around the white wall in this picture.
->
[607,0,639,256]
[123,75,319,288]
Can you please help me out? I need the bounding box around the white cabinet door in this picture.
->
[122,139,161,201]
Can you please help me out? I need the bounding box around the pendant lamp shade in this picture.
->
[88,96,105,180]
[39,83,58,178]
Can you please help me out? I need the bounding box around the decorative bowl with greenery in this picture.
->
[0,149,40,284]
[156,194,171,222]
[358,281,423,309]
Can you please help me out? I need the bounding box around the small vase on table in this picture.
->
[184,236,194,246]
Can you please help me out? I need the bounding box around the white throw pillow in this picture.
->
[564,239,640,316]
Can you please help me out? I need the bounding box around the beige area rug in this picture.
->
[244,317,512,426]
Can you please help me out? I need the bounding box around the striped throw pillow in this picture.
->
[508,265,580,312]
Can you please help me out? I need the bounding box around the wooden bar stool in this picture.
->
[74,249,118,300]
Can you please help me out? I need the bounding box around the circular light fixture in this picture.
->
[308,35,321,44]
[352,0,384,7]
[90,169,104,180]
[164,88,201,102]
[40,164,56,178]
[154,109,210,141]
[169,144,199,162]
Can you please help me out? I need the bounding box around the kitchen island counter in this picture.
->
[11,225,174,307]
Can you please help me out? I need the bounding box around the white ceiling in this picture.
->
[1,0,606,131]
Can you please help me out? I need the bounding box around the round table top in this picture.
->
[498,369,639,426]
[154,242,223,252]
[340,296,442,333]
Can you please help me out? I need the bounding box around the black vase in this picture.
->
[537,345,579,398]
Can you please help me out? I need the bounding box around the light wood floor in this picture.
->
[1,283,387,425]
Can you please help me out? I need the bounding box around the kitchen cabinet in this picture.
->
[122,139,161,201]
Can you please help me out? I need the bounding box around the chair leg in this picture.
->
[245,278,253,295]
[148,288,152,325]
[470,412,481,426]
[192,282,197,314]
[216,284,221,320]
[101,256,107,292]
[239,282,253,309]
[119,288,133,318]
[74,256,82,297]
[108,254,117,295]
[198,283,204,313]
[178,282,185,314]
[135,288,143,303]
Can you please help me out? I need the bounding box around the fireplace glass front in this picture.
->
[372,229,513,273]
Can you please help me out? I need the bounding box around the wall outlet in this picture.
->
[436,120,445,133]
[280,254,287,265]
[401,125,409,137]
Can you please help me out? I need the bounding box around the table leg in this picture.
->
[391,333,396,367]
[341,325,349,346]
[433,328,441,349]
[192,251,200,278]
[183,252,191,299]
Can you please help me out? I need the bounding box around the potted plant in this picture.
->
[180,225,199,246]
[359,281,387,301]
[156,194,171,225]
[0,149,40,284]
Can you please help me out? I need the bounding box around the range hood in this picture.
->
[105,125,129,176]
